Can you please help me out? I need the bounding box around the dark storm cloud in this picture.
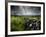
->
[11,6,41,16]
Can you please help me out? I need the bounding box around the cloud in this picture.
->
[11,6,41,16]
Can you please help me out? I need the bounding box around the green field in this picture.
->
[11,16,41,31]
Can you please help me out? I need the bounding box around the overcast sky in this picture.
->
[11,6,41,16]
